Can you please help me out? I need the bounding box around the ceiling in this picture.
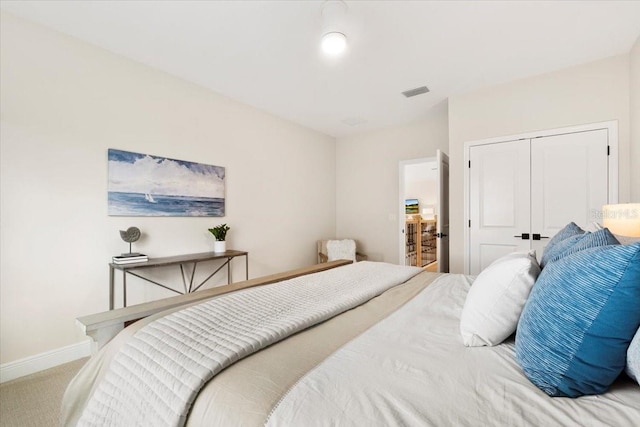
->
[2,0,640,138]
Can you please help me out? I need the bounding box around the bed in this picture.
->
[61,256,640,426]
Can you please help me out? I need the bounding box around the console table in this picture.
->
[109,250,248,309]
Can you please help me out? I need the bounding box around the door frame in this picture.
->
[463,120,619,274]
[398,156,436,265]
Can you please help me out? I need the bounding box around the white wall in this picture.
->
[404,162,438,209]
[336,102,449,263]
[2,9,637,370]
[448,55,631,273]
[0,13,336,364]
[631,35,640,203]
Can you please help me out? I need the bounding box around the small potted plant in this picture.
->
[208,223,230,253]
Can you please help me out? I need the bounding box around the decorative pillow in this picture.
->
[540,228,619,268]
[540,222,585,268]
[326,239,356,262]
[545,221,585,247]
[627,328,640,384]
[540,233,587,268]
[460,251,540,347]
[515,243,640,397]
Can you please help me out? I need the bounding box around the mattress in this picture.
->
[61,268,640,426]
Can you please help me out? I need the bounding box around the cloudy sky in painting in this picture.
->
[108,149,225,198]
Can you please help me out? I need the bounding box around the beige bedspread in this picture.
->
[61,269,441,426]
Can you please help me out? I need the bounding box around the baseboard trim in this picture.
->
[0,340,92,383]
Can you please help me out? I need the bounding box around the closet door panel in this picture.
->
[531,129,608,256]
[469,141,531,274]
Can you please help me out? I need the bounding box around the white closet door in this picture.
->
[530,129,609,256]
[469,141,531,274]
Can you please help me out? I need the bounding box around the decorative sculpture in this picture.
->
[119,226,141,256]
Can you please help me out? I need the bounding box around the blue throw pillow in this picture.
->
[540,228,619,268]
[515,243,640,397]
[540,222,585,267]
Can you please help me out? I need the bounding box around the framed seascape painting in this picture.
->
[108,149,225,217]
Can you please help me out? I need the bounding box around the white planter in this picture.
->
[213,241,226,253]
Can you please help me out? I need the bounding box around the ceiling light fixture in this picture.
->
[322,32,347,55]
[321,0,348,56]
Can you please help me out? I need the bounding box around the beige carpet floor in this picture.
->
[0,358,87,427]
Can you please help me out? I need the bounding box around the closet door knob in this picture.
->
[532,234,549,240]
[514,233,530,240]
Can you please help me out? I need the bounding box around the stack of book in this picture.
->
[112,253,149,264]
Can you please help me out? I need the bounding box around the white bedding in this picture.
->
[266,274,640,426]
[76,261,421,427]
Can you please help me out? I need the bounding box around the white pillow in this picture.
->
[460,251,541,347]
[626,328,640,384]
[326,239,357,262]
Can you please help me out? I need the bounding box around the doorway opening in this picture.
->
[398,150,449,272]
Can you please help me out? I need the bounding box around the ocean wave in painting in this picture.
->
[108,192,224,217]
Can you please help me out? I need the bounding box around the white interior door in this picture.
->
[436,150,450,273]
[469,140,531,274]
[530,129,609,256]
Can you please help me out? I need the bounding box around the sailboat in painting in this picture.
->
[144,193,156,203]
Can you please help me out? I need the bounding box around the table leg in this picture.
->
[189,262,197,293]
[245,254,249,280]
[109,266,115,310]
[179,264,188,294]
[227,259,231,284]
[123,270,127,308]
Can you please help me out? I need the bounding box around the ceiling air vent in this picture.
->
[341,117,367,126]
[402,86,430,98]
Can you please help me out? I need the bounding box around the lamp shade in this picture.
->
[602,203,640,237]
[421,207,435,219]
